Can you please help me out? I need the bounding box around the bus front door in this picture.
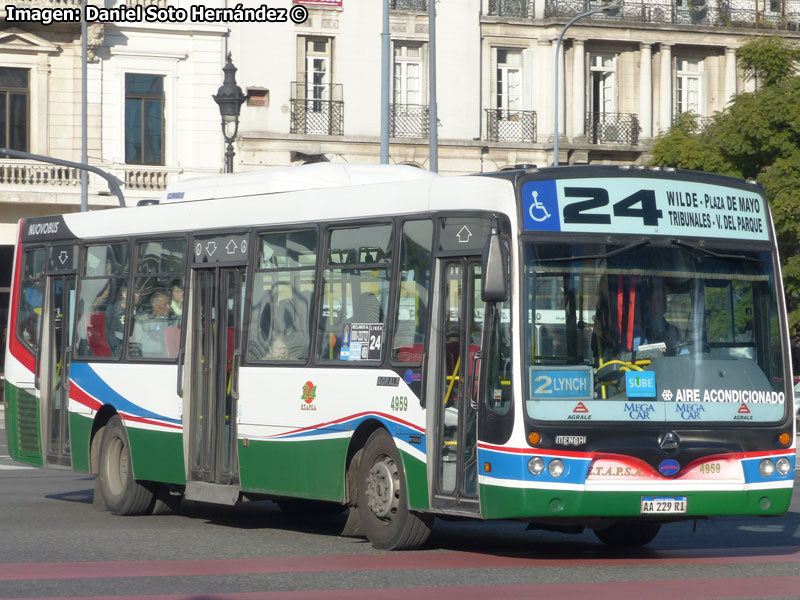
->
[432,258,485,512]
[41,273,76,467]
[185,266,245,503]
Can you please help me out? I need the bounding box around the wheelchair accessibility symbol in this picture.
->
[529,190,551,222]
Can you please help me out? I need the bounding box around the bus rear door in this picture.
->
[184,233,248,504]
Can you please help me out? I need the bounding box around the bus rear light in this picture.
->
[776,458,791,476]
[528,457,545,476]
[528,431,541,446]
[758,459,775,477]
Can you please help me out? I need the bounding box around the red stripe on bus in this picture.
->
[266,411,425,439]
[2,548,799,581]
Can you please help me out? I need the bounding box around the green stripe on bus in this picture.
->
[238,438,348,501]
[3,382,43,466]
[479,484,793,520]
[126,423,186,484]
[68,412,91,473]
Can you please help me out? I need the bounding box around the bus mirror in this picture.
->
[481,231,508,303]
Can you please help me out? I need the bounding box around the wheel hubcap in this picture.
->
[366,456,399,520]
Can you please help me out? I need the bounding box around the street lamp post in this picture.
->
[553,2,621,166]
[213,53,248,173]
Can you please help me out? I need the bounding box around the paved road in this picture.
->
[1,411,800,600]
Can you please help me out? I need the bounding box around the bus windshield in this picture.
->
[524,240,787,423]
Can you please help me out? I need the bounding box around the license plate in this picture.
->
[641,496,687,514]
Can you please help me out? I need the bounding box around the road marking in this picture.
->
[9,577,800,600]
[0,464,35,470]
[1,548,800,581]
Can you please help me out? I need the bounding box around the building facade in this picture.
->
[229,0,799,173]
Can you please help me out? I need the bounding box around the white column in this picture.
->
[658,43,672,134]
[724,47,737,106]
[572,39,586,139]
[553,38,566,138]
[537,38,553,142]
[639,42,653,140]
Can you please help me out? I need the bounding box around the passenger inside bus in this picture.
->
[129,290,179,358]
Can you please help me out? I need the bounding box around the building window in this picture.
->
[0,67,29,152]
[589,54,616,115]
[495,49,522,112]
[394,43,424,105]
[125,74,164,165]
[305,37,331,112]
[676,58,702,115]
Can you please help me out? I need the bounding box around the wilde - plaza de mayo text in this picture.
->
[4,3,309,26]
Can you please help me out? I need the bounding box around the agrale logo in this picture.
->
[301,381,317,411]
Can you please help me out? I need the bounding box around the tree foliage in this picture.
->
[649,36,800,356]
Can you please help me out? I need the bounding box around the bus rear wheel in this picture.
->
[357,429,432,550]
[593,521,661,547]
[98,415,154,516]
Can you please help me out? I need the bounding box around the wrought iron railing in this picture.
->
[487,0,534,17]
[586,112,640,145]
[391,0,427,10]
[486,109,537,143]
[390,104,429,138]
[544,0,800,29]
[290,82,344,136]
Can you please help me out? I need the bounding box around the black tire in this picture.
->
[594,521,661,547]
[97,415,154,516]
[356,429,432,550]
[150,484,182,515]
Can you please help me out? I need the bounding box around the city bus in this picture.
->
[3,163,794,550]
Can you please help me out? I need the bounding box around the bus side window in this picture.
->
[16,248,46,352]
[317,223,392,363]
[392,220,433,365]
[75,243,130,359]
[125,239,186,361]
[248,229,317,363]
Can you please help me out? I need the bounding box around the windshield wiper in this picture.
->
[535,238,651,263]
[670,238,766,262]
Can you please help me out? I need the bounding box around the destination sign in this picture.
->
[522,177,770,241]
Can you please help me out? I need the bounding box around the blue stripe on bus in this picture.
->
[70,362,182,425]
[478,447,591,485]
[741,454,795,484]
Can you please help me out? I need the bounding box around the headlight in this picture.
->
[528,457,545,476]
[758,459,775,477]
[776,457,792,476]
[548,459,565,478]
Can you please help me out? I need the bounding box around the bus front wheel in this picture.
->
[593,521,661,547]
[357,429,432,550]
[98,415,154,516]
